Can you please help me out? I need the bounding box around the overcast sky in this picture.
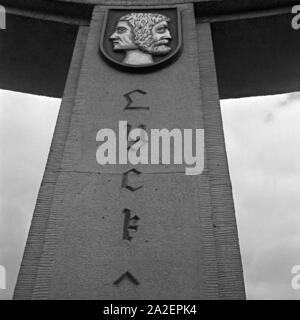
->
[0,89,300,299]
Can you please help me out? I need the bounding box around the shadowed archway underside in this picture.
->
[1,0,300,98]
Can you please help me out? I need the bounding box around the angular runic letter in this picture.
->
[127,123,147,151]
[122,169,143,192]
[113,271,139,286]
[122,208,140,241]
[123,89,149,110]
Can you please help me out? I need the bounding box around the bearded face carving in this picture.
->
[109,13,172,66]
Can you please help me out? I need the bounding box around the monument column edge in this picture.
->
[13,26,90,300]
[196,22,246,299]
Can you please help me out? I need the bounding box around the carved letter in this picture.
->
[122,208,140,241]
[113,271,139,285]
[122,169,143,192]
[127,123,147,151]
[124,89,149,110]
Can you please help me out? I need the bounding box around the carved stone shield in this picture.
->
[100,7,182,71]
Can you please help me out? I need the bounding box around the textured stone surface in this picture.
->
[13,26,89,299]
[39,172,215,299]
[14,3,245,299]
[27,4,223,299]
[197,22,245,298]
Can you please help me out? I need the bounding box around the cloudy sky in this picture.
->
[0,89,300,299]
[0,90,60,300]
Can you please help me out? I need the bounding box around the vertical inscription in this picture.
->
[115,89,150,286]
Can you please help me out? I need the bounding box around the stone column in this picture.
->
[13,26,89,299]
[196,22,245,299]
[14,3,245,300]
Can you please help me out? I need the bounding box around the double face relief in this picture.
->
[100,8,182,70]
[110,13,172,65]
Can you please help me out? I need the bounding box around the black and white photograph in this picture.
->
[0,0,300,310]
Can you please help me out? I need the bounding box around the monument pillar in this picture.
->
[14,3,245,300]
[13,26,90,300]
